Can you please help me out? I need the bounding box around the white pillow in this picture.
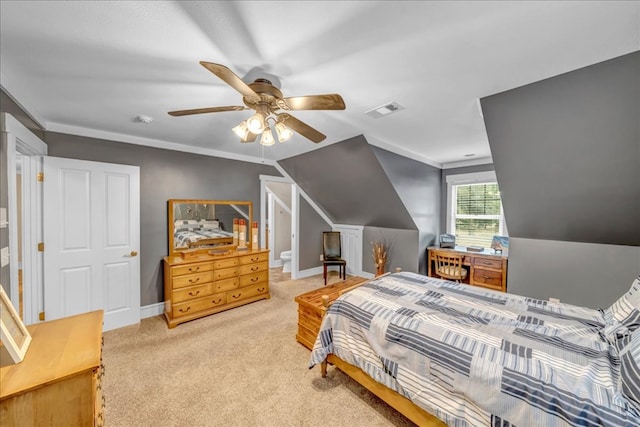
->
[604,277,640,332]
[198,219,219,230]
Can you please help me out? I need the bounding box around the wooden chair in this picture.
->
[323,231,347,286]
[433,250,468,283]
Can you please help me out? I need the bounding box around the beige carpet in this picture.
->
[103,270,415,426]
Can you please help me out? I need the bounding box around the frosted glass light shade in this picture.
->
[232,121,250,139]
[260,127,275,146]
[275,122,293,142]
[246,113,265,134]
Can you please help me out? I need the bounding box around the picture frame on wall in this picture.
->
[0,285,32,366]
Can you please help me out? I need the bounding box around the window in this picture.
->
[446,171,507,248]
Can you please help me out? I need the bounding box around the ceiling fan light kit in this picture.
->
[168,62,346,146]
[275,121,293,142]
[246,112,266,134]
[260,126,276,146]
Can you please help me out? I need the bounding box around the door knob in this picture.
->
[130,250,138,257]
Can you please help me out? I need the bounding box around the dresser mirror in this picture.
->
[168,199,252,255]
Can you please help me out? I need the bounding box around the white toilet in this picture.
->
[280,250,292,273]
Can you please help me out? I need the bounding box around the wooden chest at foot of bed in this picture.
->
[294,276,368,350]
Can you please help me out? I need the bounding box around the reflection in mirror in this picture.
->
[168,199,252,255]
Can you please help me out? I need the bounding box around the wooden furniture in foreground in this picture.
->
[0,310,105,426]
[163,249,270,328]
[294,276,367,350]
[427,246,508,292]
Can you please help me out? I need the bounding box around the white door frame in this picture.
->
[259,174,293,268]
[1,113,47,322]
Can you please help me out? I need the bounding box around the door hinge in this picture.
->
[36,172,44,182]
[37,242,44,252]
[39,311,45,321]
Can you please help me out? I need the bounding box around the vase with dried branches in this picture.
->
[372,241,388,277]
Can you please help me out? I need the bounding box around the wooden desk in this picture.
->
[1,310,104,426]
[427,246,508,292]
[294,276,368,350]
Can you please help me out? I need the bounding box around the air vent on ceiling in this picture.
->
[365,101,405,119]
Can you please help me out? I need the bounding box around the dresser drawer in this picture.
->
[173,293,226,318]
[239,252,268,265]
[214,266,239,281]
[172,283,213,303]
[227,283,269,303]
[471,257,503,270]
[239,270,269,287]
[472,268,503,287]
[214,257,239,269]
[172,262,213,277]
[239,261,268,276]
[214,277,239,293]
[173,271,214,289]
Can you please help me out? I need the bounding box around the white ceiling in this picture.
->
[1,1,638,167]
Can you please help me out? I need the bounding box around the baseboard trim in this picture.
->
[141,302,164,319]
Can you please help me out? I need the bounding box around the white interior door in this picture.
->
[43,156,140,331]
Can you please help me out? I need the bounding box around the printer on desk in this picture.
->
[439,234,455,249]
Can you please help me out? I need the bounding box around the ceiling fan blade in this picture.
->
[168,106,247,116]
[280,114,326,143]
[199,62,257,98]
[241,132,257,143]
[282,94,345,111]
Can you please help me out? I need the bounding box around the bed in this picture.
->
[173,219,234,248]
[309,271,640,426]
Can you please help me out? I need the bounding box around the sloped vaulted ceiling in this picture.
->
[481,51,640,247]
[278,135,419,230]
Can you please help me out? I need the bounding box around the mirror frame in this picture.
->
[168,199,253,256]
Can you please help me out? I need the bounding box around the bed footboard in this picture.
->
[321,354,445,426]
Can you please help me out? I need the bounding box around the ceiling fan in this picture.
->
[168,62,346,145]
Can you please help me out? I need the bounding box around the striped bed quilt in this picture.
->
[309,272,640,426]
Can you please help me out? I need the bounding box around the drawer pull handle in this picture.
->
[258,287,265,292]
[189,277,200,283]
[251,257,259,262]
[188,290,200,297]
[232,293,242,299]
[251,266,260,271]
[251,277,259,282]
[212,298,222,304]
[189,267,200,272]
[179,307,191,313]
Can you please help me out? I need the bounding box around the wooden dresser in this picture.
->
[294,276,368,350]
[163,249,270,328]
[0,310,104,426]
[427,246,508,292]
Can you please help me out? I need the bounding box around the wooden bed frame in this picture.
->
[320,355,445,426]
[317,271,446,427]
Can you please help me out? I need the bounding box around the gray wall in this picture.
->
[481,51,640,247]
[279,135,417,230]
[45,132,280,306]
[362,226,419,275]
[298,195,331,271]
[508,238,640,308]
[372,146,441,274]
[480,51,640,309]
